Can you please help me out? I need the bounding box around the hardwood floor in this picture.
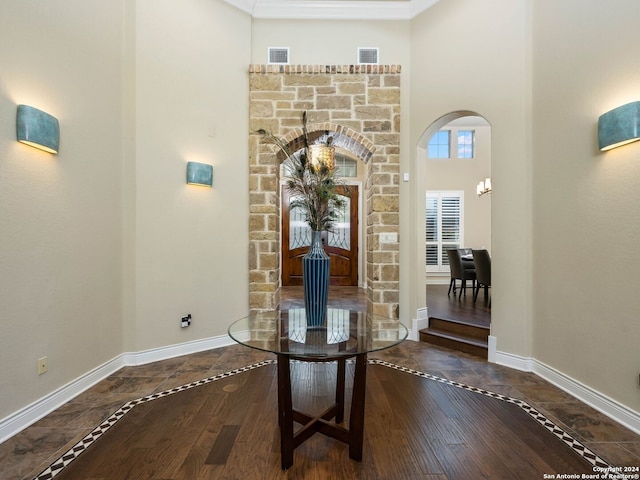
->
[49,361,595,479]
[426,284,490,328]
[2,288,639,479]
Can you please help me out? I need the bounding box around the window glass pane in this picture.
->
[286,154,357,177]
[457,130,474,158]
[327,194,350,250]
[289,202,311,250]
[335,156,357,177]
[427,130,450,159]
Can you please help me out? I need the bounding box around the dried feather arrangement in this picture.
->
[257,111,346,232]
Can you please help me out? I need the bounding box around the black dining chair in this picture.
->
[458,247,476,276]
[446,249,476,298]
[472,249,491,304]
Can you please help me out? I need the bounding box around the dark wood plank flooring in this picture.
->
[54,362,593,480]
[426,284,490,328]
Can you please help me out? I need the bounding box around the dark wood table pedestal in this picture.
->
[276,353,368,470]
[227,309,407,471]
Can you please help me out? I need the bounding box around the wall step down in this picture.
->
[420,317,489,359]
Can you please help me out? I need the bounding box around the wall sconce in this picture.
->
[186,161,213,187]
[477,177,491,197]
[16,105,60,154]
[598,101,640,151]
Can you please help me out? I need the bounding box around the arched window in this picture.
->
[281,153,357,177]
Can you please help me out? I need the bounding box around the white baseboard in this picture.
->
[122,334,235,366]
[495,350,640,436]
[495,349,534,372]
[409,317,429,341]
[487,335,497,363]
[409,307,429,341]
[0,333,235,444]
[0,355,127,444]
[532,358,640,436]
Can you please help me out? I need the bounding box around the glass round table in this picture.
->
[228,307,408,470]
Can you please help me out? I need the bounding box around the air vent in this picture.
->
[268,47,289,65]
[358,47,379,65]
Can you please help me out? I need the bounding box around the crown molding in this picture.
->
[224,0,440,20]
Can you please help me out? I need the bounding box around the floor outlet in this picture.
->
[38,356,48,375]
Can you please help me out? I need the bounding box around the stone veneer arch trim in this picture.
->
[278,124,376,164]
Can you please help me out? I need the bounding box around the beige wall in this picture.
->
[0,1,125,418]
[251,20,410,66]
[0,0,252,422]
[410,0,532,355]
[531,0,640,411]
[2,0,639,434]
[128,0,251,351]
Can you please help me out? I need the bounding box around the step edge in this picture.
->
[419,333,488,358]
[420,329,489,348]
[428,316,490,331]
[423,322,491,340]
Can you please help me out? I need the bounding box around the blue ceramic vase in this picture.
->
[303,231,330,327]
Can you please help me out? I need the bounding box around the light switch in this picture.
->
[380,232,398,243]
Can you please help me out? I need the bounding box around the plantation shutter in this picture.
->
[425,196,438,268]
[425,191,463,272]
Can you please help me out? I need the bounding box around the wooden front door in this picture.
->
[282,185,359,286]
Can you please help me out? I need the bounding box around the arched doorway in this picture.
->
[281,150,364,288]
[416,111,492,355]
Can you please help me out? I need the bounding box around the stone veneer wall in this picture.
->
[248,64,401,319]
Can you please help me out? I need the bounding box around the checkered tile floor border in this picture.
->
[33,360,276,480]
[369,359,611,470]
[34,359,609,478]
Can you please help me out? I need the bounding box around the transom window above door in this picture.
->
[282,153,357,178]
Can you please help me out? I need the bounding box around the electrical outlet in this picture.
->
[38,356,48,375]
[181,314,191,328]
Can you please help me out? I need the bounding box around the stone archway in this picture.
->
[248,64,401,318]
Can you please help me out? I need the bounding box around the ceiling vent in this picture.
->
[268,47,289,65]
[358,47,379,65]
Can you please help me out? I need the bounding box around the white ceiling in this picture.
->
[224,0,441,20]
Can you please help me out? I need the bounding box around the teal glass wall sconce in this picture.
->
[16,105,60,154]
[598,101,640,151]
[186,162,213,187]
